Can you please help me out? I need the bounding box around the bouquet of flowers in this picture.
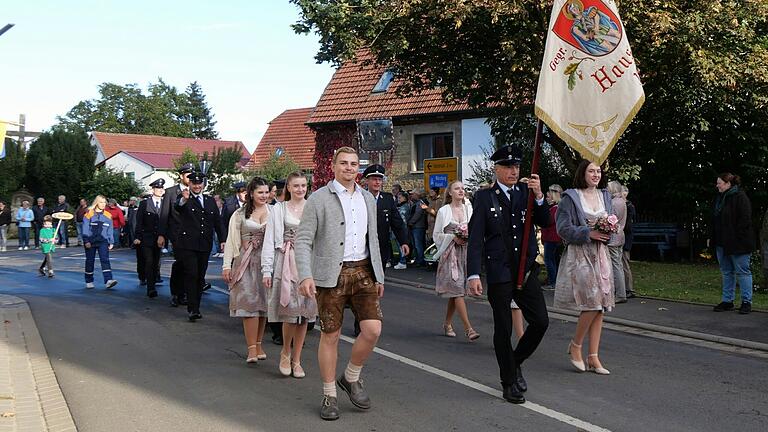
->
[454,223,469,240]
[594,214,620,234]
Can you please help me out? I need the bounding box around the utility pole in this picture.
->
[0,24,14,37]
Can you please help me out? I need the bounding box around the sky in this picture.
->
[0,0,336,152]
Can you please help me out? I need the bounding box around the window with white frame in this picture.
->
[414,133,453,171]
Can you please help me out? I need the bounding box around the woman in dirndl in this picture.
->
[222,177,271,364]
[262,172,317,378]
[433,180,480,341]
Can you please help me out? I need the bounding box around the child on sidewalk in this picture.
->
[39,215,57,278]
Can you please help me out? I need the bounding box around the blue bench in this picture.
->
[632,222,679,260]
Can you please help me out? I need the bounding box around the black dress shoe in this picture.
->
[170,296,179,307]
[188,312,202,322]
[203,283,211,292]
[713,301,734,312]
[140,280,147,286]
[320,395,339,421]
[179,297,188,306]
[337,375,371,409]
[516,366,527,393]
[147,289,158,298]
[502,383,525,404]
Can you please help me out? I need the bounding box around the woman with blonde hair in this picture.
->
[433,180,479,341]
[606,180,627,303]
[223,177,271,363]
[82,195,118,289]
[262,172,317,378]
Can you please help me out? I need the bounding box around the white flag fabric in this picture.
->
[535,0,644,165]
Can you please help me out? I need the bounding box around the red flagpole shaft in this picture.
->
[516,119,544,288]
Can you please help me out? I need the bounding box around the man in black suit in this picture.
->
[134,179,167,298]
[159,163,194,307]
[174,171,224,321]
[363,164,410,270]
[32,197,50,249]
[467,145,551,404]
[220,181,247,243]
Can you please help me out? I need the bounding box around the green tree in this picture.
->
[25,130,96,204]
[0,138,27,201]
[81,168,142,203]
[292,0,768,231]
[56,78,220,139]
[205,146,244,197]
[186,81,219,139]
[172,147,200,181]
[246,152,300,184]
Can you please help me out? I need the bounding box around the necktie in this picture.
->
[509,187,516,209]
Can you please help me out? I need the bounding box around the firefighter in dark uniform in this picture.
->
[220,181,247,242]
[350,164,411,336]
[134,178,167,298]
[466,145,551,404]
[174,171,224,322]
[159,163,194,307]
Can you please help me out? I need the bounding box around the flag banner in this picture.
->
[534,0,644,165]
[0,121,7,159]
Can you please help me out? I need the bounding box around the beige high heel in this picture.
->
[255,341,267,360]
[246,345,259,363]
[465,328,480,341]
[279,352,292,376]
[443,324,457,337]
[291,362,305,379]
[568,341,586,372]
[587,354,610,375]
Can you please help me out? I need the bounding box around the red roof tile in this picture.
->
[248,108,316,170]
[122,151,177,169]
[92,132,251,164]
[308,52,472,124]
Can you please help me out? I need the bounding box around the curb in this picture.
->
[0,294,77,431]
[384,276,768,354]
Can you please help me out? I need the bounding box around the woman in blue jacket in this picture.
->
[82,195,118,289]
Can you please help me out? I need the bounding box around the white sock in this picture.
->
[344,362,363,383]
[323,381,337,398]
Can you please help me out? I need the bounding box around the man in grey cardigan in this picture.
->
[296,147,386,421]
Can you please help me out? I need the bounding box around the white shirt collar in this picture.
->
[331,179,360,196]
[497,182,518,195]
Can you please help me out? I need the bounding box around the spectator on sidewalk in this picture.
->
[38,215,57,278]
[711,173,755,315]
[541,184,563,287]
[423,187,443,246]
[52,195,70,248]
[391,183,402,197]
[762,207,768,290]
[75,198,88,246]
[0,201,10,252]
[15,200,33,250]
[408,188,427,266]
[394,191,411,269]
[32,197,50,249]
[106,199,126,248]
[622,186,636,298]
[607,181,627,303]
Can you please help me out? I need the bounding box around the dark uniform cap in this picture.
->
[274,179,286,189]
[491,145,523,166]
[178,163,196,174]
[188,171,207,184]
[232,181,247,191]
[149,178,165,189]
[362,164,386,178]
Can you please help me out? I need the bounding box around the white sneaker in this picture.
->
[18,247,22,251]
[394,263,407,270]
[61,245,67,248]
[23,247,29,250]
[105,279,118,289]
[85,282,95,289]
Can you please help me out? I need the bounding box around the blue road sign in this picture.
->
[429,174,448,188]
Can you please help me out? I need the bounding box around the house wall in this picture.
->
[388,120,462,192]
[103,153,178,192]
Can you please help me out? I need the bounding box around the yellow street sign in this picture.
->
[423,157,458,192]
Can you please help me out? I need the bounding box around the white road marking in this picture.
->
[338,333,612,432]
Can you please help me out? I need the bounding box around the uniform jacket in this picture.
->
[220,195,243,243]
[173,193,223,253]
[373,191,408,265]
[295,184,385,288]
[159,184,183,242]
[82,209,114,245]
[134,197,167,244]
[467,182,551,285]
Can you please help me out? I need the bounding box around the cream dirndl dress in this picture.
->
[267,211,317,323]
[435,221,468,298]
[229,218,269,317]
[553,190,615,312]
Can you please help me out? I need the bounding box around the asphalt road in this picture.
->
[1,247,767,431]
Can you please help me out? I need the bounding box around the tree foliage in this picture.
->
[246,152,301,185]
[81,168,142,203]
[292,0,768,228]
[204,146,244,197]
[25,130,96,204]
[0,138,27,201]
[56,79,220,139]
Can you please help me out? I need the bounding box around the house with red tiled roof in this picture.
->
[306,51,495,190]
[91,132,252,191]
[247,108,316,171]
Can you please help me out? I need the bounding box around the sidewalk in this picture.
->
[384,266,768,349]
[0,294,76,432]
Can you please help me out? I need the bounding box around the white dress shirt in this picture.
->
[331,179,369,261]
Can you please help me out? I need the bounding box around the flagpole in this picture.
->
[516,119,544,289]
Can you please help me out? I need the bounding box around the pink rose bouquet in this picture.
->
[594,214,620,235]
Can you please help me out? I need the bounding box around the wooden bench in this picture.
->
[632,222,679,260]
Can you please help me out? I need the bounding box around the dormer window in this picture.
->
[372,70,394,93]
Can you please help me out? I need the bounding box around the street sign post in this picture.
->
[423,157,458,192]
